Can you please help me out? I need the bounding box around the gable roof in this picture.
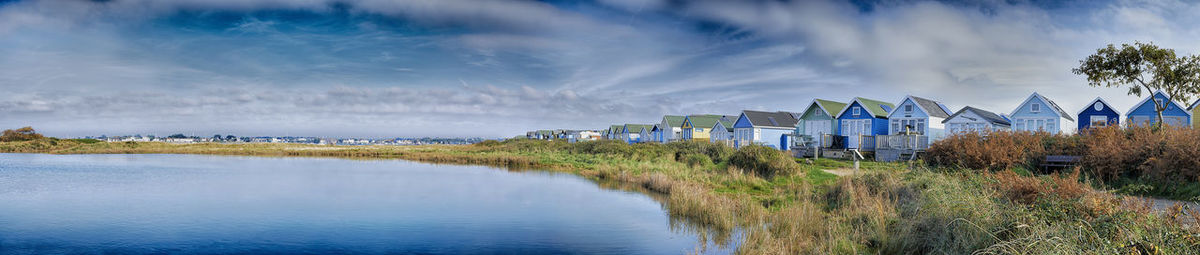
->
[740,110,800,128]
[608,125,622,134]
[942,106,1011,126]
[1076,97,1118,117]
[662,115,686,127]
[623,124,653,134]
[713,118,734,132]
[801,99,847,118]
[1124,91,1193,117]
[1011,92,1074,121]
[835,97,895,118]
[684,114,732,130]
[888,95,951,118]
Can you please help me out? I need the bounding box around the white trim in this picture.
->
[1011,92,1070,119]
[1190,99,1200,111]
[887,95,949,118]
[800,99,841,121]
[834,97,870,118]
[1075,97,1117,117]
[1123,91,1193,118]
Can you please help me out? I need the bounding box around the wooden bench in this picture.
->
[1040,155,1081,172]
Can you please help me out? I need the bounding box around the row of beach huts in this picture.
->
[525,91,1200,162]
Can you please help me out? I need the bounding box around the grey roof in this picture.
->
[741,110,799,128]
[943,106,1011,126]
[910,96,952,118]
[1030,93,1074,121]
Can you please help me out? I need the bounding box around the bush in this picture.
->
[474,140,502,147]
[682,153,713,168]
[667,141,734,163]
[928,127,1200,183]
[925,131,1049,171]
[0,126,45,142]
[729,145,800,179]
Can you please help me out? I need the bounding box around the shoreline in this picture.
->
[3,139,1199,254]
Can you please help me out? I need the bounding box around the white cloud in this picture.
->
[3,0,1200,137]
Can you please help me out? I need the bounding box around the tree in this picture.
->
[1073,42,1200,129]
[168,134,187,139]
[0,126,45,142]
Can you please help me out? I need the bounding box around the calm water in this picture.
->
[0,153,714,254]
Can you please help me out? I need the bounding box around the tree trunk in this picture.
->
[1157,108,1165,130]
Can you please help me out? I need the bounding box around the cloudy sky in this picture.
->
[1,0,1198,138]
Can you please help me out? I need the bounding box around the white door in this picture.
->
[846,120,866,148]
[848,121,859,148]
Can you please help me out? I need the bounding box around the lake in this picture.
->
[0,153,719,254]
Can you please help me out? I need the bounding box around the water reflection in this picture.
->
[0,153,733,254]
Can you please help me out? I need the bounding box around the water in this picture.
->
[0,153,712,254]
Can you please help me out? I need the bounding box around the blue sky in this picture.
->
[1,0,1198,138]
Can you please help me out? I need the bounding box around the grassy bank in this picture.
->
[3,138,1199,254]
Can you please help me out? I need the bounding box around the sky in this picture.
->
[1,0,1199,138]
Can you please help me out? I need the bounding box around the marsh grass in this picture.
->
[4,138,1199,254]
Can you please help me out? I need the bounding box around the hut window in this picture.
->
[1091,116,1108,127]
[1031,103,1041,113]
[1093,102,1103,111]
[853,107,861,116]
[905,105,913,112]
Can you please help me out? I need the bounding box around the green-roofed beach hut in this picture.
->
[658,115,686,143]
[709,116,736,146]
[795,99,847,147]
[681,114,733,141]
[622,124,654,144]
[607,125,623,140]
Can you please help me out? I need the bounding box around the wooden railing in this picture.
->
[819,134,878,151]
[875,135,929,150]
[858,135,876,151]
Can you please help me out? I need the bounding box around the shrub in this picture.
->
[925,131,1048,171]
[474,140,502,147]
[729,145,800,179]
[667,141,734,163]
[682,153,713,168]
[0,126,45,142]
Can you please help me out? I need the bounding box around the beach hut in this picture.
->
[794,99,846,148]
[649,125,662,143]
[536,130,554,140]
[1076,97,1120,130]
[835,97,894,149]
[886,95,952,142]
[709,118,735,146]
[732,110,800,150]
[607,125,622,140]
[622,124,653,143]
[1191,99,1200,127]
[1125,91,1191,128]
[943,106,1011,134]
[681,115,734,141]
[1009,92,1074,134]
[658,115,686,143]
